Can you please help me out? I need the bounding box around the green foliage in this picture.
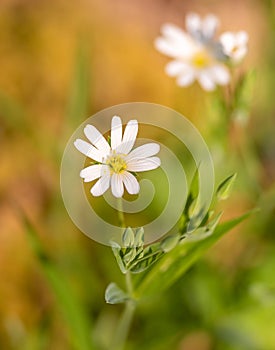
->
[134,210,253,298]
[105,283,130,304]
[21,211,94,350]
[216,173,237,200]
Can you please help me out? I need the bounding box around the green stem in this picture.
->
[117,197,125,227]
[126,270,133,295]
[110,201,135,350]
[112,271,136,350]
[112,300,136,350]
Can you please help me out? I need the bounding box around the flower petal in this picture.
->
[84,125,110,154]
[233,47,247,62]
[74,139,105,162]
[236,31,248,45]
[165,60,190,77]
[177,68,195,87]
[122,172,140,195]
[197,70,216,91]
[116,120,138,154]
[186,12,202,36]
[125,143,160,162]
[202,14,219,39]
[155,24,195,59]
[111,173,124,198]
[220,32,235,52]
[80,164,103,182]
[210,65,230,85]
[91,171,110,196]
[161,23,190,43]
[127,157,161,172]
[111,116,122,150]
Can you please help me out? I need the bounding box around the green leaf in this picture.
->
[187,206,208,233]
[105,283,130,304]
[110,241,127,274]
[130,244,163,274]
[134,210,254,298]
[189,166,200,200]
[123,248,137,266]
[21,210,94,350]
[160,234,180,253]
[216,173,237,200]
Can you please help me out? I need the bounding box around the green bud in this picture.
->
[217,173,237,201]
[134,227,144,247]
[122,227,135,247]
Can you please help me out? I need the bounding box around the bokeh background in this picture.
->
[0,0,275,349]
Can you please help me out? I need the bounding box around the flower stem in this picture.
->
[117,197,125,227]
[112,271,136,350]
[112,300,136,350]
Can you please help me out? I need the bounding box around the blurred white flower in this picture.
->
[220,31,248,63]
[155,12,248,91]
[74,116,161,198]
[186,12,219,43]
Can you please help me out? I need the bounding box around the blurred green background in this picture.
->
[0,0,275,349]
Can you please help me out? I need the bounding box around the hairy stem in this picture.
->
[117,197,125,227]
[111,271,136,350]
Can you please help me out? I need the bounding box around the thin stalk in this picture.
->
[112,272,135,350]
[117,197,126,227]
[111,206,136,350]
[111,299,136,350]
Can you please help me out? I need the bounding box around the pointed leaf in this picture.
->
[217,173,237,200]
[105,283,129,304]
[161,234,180,253]
[134,210,254,297]
[110,241,127,274]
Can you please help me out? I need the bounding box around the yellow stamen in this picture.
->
[106,153,127,174]
[192,51,211,68]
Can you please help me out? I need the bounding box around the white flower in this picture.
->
[219,31,248,63]
[74,116,161,198]
[186,12,219,42]
[154,13,230,91]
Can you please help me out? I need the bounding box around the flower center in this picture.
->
[106,153,127,174]
[192,50,211,68]
[231,45,239,54]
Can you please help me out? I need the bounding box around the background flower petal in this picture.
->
[210,65,230,85]
[165,60,190,77]
[202,14,219,39]
[186,13,202,36]
[155,24,195,58]
[197,70,216,91]
[177,69,195,87]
